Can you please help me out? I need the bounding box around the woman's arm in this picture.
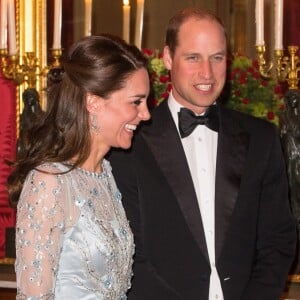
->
[15,166,68,299]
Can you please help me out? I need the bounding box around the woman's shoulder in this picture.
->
[35,162,72,173]
[24,162,73,188]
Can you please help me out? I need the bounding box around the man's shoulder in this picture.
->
[219,105,276,134]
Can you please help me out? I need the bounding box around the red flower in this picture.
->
[242,98,250,104]
[143,48,153,56]
[239,72,247,84]
[151,72,157,80]
[252,71,260,79]
[267,111,275,120]
[159,75,169,83]
[239,77,247,84]
[274,85,282,95]
[233,68,241,75]
[247,67,255,75]
[252,60,259,69]
[161,91,170,99]
[234,90,241,97]
[166,83,172,92]
[261,80,268,87]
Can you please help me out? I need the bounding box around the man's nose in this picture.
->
[199,60,213,79]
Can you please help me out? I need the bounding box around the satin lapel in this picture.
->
[142,102,209,261]
[215,107,250,261]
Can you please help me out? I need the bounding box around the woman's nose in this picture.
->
[138,104,151,121]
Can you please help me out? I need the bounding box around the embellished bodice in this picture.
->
[15,159,134,300]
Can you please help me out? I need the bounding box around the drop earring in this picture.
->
[90,114,100,134]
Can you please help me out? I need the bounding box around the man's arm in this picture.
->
[109,149,182,300]
[242,128,297,300]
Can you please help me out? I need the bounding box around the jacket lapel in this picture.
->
[215,107,250,261]
[141,103,250,264]
[142,101,209,262]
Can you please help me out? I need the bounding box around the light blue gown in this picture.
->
[15,159,134,300]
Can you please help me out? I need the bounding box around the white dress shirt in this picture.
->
[168,93,224,300]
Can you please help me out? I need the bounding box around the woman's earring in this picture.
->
[90,114,100,134]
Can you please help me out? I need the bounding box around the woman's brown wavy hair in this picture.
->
[7,34,148,206]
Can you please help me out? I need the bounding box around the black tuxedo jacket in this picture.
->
[109,101,296,300]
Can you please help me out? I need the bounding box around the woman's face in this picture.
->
[90,68,150,152]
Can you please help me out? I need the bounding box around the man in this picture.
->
[109,7,296,300]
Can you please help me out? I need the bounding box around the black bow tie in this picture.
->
[178,105,219,138]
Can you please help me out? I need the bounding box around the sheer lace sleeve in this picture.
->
[15,164,77,300]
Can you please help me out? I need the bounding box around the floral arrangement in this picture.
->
[224,55,285,126]
[143,49,285,126]
[143,49,172,108]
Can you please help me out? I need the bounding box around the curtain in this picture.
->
[0,74,17,257]
[284,0,300,46]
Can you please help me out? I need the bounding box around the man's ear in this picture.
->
[163,46,173,71]
[86,93,101,113]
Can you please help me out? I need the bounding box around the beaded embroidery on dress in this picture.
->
[15,159,134,300]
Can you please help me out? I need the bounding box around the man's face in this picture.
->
[163,18,227,114]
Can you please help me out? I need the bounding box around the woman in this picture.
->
[8,34,150,299]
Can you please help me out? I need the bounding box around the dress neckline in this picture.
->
[64,159,109,179]
[75,165,107,179]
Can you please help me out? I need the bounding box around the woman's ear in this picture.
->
[86,93,101,113]
[163,46,173,71]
